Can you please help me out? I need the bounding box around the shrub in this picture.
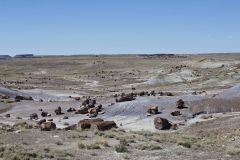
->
[115,139,129,153]
[178,142,191,148]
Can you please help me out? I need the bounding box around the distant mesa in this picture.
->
[0,55,11,60]
[14,54,34,58]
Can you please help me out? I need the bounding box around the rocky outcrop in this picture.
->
[154,117,172,130]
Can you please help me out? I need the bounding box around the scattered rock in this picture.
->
[5,114,10,118]
[74,97,81,101]
[159,92,174,96]
[63,116,68,119]
[67,107,76,112]
[15,95,33,101]
[147,106,159,114]
[75,106,89,114]
[96,104,102,111]
[89,113,98,118]
[41,111,48,117]
[40,122,56,131]
[30,113,38,120]
[192,91,197,95]
[172,123,178,130]
[78,118,117,131]
[154,117,172,130]
[176,99,186,109]
[150,90,155,96]
[116,93,135,102]
[171,111,181,116]
[54,106,62,115]
[166,92,174,96]
[37,119,46,125]
[78,118,104,130]
[82,98,90,106]
[88,99,96,108]
[138,91,145,96]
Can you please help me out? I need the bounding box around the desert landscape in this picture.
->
[1,54,240,160]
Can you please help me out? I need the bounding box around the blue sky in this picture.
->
[0,0,239,55]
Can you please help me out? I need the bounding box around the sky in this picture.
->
[0,0,240,56]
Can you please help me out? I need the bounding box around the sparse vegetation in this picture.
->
[78,142,86,149]
[115,139,129,153]
[86,143,101,150]
[178,142,191,148]
[136,143,162,150]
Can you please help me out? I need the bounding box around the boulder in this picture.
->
[116,94,135,102]
[5,114,10,118]
[37,119,46,125]
[88,99,96,108]
[78,118,104,130]
[166,92,173,96]
[150,90,155,96]
[66,107,75,112]
[88,108,99,114]
[82,99,90,106]
[176,99,185,109]
[63,116,68,119]
[96,104,102,111]
[154,117,172,130]
[41,111,48,117]
[30,113,38,120]
[54,106,62,115]
[172,123,178,130]
[147,106,159,114]
[75,106,88,114]
[40,122,56,131]
[159,92,174,96]
[15,95,33,101]
[95,121,117,131]
[74,97,81,101]
[171,111,181,116]
[139,91,145,96]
